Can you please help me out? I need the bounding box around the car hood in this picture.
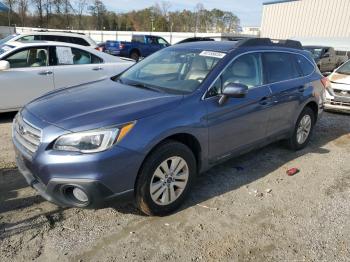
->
[25,78,183,131]
[329,72,350,85]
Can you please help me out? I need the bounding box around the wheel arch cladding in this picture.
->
[134,133,202,190]
[305,101,319,122]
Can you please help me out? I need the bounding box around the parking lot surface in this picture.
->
[0,112,349,261]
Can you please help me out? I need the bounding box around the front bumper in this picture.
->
[12,109,145,208]
[324,101,350,113]
[15,148,136,207]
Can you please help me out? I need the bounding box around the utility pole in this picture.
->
[150,15,155,33]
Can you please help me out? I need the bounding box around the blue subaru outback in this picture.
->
[13,38,326,216]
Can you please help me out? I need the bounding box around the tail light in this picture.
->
[95,47,104,52]
[321,77,331,89]
[119,43,125,50]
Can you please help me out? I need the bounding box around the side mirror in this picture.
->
[0,60,10,71]
[218,83,248,105]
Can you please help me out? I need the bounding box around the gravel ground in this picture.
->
[0,111,349,262]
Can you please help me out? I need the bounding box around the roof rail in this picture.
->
[32,29,85,35]
[236,38,303,50]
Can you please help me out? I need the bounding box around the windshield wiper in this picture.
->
[127,81,161,93]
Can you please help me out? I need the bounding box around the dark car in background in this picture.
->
[13,38,326,216]
[104,35,169,61]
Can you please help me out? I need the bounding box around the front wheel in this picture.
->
[287,107,315,150]
[135,141,196,216]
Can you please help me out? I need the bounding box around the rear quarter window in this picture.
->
[295,54,315,76]
[70,37,90,46]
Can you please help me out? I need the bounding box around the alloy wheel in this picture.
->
[150,156,189,206]
[296,114,312,144]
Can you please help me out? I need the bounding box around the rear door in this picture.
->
[51,46,105,89]
[205,52,273,161]
[263,52,305,136]
[0,46,54,111]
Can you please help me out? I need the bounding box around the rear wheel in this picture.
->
[135,141,196,216]
[130,51,140,62]
[287,107,315,150]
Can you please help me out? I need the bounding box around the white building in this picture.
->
[261,0,350,39]
[241,26,260,36]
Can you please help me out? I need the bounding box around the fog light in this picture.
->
[72,187,88,203]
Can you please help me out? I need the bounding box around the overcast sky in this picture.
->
[103,0,267,27]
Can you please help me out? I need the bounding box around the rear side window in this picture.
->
[263,52,300,83]
[295,55,315,76]
[132,36,144,43]
[70,37,90,46]
[54,46,102,65]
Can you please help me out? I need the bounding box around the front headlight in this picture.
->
[53,122,135,153]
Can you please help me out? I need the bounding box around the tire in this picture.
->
[287,107,315,150]
[130,51,140,62]
[135,140,197,216]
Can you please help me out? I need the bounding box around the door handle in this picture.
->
[259,97,269,105]
[38,70,53,76]
[92,67,103,71]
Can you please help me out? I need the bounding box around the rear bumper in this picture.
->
[105,50,121,56]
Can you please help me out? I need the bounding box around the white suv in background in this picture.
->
[0,31,97,48]
[0,41,134,112]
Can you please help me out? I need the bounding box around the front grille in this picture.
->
[13,114,42,155]
[327,99,350,108]
[333,89,350,98]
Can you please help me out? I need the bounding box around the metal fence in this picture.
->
[14,27,255,44]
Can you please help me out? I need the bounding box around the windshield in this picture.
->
[0,34,17,45]
[117,48,224,94]
[336,60,350,75]
[0,45,14,56]
[304,48,323,60]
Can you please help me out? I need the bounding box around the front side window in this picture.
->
[6,47,48,68]
[148,36,158,45]
[222,53,263,88]
[118,48,223,94]
[55,47,102,65]
[263,52,300,83]
[207,53,263,97]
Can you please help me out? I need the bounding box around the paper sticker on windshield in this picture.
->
[56,46,74,65]
[199,51,226,59]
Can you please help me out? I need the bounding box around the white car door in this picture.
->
[0,46,54,111]
[52,46,106,89]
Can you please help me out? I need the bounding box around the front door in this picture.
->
[0,46,54,111]
[204,52,273,162]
